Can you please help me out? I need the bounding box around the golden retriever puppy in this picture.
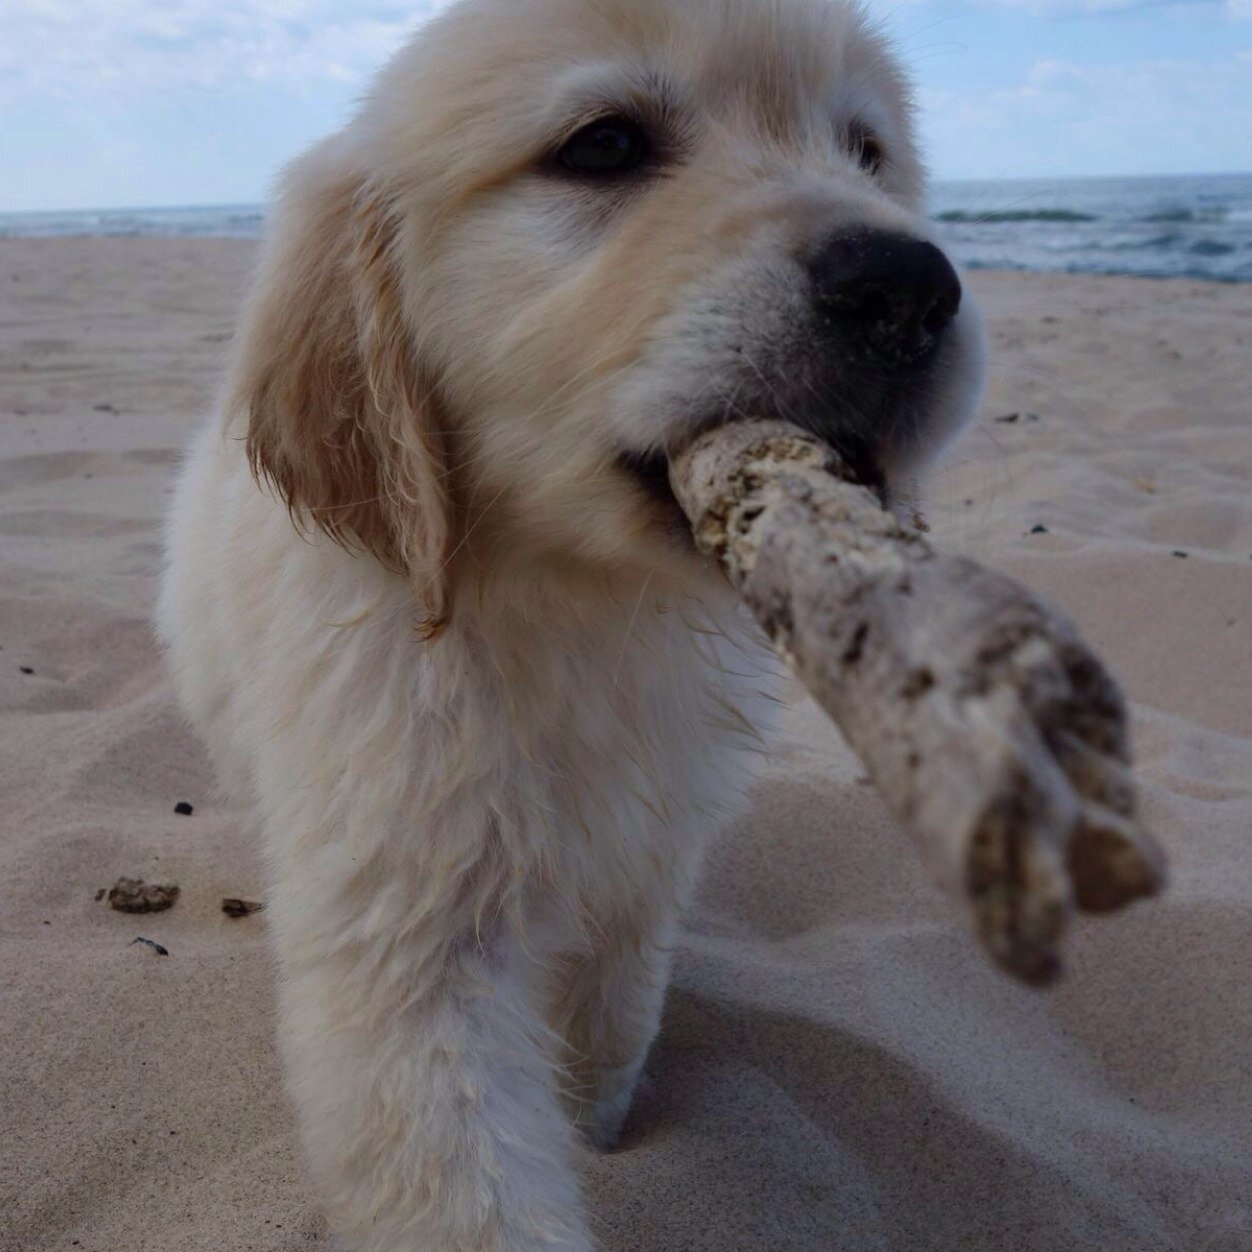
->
[158,0,984,1246]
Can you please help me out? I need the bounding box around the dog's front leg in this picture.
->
[555,895,684,1151]
[273,880,592,1252]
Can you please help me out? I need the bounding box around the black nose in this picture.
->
[809,231,962,364]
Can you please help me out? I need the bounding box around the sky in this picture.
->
[1,0,1249,212]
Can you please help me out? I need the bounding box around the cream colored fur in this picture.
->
[158,0,983,1247]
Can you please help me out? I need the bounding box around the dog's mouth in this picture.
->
[618,446,677,507]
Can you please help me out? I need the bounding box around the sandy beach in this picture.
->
[2,237,1250,1251]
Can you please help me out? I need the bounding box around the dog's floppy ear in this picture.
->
[232,141,452,636]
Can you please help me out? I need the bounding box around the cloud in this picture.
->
[918,50,1252,176]
[960,0,1183,10]
[0,1,445,104]
[4,0,1246,107]
[881,0,1245,14]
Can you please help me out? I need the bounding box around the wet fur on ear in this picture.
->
[234,142,452,637]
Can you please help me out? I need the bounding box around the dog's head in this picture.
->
[235,0,984,630]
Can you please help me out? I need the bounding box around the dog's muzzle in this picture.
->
[620,230,964,514]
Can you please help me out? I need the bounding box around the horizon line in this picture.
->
[2,169,1251,218]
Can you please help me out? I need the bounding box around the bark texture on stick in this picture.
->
[670,420,1166,984]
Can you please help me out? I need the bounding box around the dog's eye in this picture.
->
[850,125,884,175]
[558,116,649,176]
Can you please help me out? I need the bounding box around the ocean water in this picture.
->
[0,204,265,241]
[930,173,1252,283]
[2,173,1249,282]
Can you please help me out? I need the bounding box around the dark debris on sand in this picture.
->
[106,878,180,914]
[222,897,265,918]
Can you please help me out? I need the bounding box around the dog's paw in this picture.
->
[579,1060,650,1151]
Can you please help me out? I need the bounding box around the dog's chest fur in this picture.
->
[162,430,778,971]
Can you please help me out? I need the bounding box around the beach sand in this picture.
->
[2,237,1250,1251]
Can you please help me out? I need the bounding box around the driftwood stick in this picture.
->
[670,420,1166,984]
